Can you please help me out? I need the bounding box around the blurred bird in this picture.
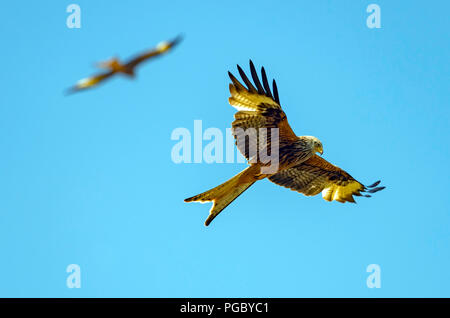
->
[66,35,182,94]
[185,60,385,226]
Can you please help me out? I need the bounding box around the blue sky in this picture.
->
[0,0,449,297]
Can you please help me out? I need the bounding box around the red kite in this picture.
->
[67,35,182,94]
[185,60,385,226]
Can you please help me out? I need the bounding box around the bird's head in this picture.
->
[304,136,323,155]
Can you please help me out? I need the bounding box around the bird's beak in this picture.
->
[319,149,323,155]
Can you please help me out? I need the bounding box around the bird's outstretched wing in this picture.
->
[268,155,385,203]
[228,60,298,162]
[66,71,115,94]
[124,35,183,69]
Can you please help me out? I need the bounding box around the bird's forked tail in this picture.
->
[184,165,259,226]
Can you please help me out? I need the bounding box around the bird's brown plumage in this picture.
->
[185,60,385,226]
[269,155,385,203]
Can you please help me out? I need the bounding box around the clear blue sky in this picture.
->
[0,0,449,297]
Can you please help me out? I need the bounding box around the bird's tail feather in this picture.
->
[184,166,259,226]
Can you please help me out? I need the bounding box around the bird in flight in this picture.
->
[185,60,385,226]
[66,35,182,94]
